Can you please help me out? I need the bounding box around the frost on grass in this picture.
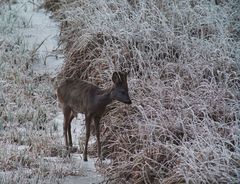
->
[47,0,240,183]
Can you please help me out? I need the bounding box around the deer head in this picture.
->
[111,71,132,104]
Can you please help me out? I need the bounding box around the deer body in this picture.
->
[57,72,131,161]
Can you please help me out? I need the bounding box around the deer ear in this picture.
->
[112,72,119,83]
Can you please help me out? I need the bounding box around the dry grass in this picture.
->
[45,0,240,183]
[41,0,62,12]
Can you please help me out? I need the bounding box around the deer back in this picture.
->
[57,79,100,115]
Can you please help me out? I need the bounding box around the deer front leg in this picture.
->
[84,114,91,161]
[63,120,68,149]
[94,116,102,160]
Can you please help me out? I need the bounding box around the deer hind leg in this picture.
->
[68,111,74,148]
[63,106,72,150]
[94,116,102,160]
[84,114,92,161]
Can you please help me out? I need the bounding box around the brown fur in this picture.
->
[57,72,131,161]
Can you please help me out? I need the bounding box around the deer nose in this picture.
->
[126,100,132,104]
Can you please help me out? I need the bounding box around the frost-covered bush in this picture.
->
[47,0,239,183]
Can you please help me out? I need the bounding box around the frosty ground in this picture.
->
[0,0,103,183]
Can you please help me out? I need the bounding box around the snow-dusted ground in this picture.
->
[6,0,104,183]
[53,113,103,184]
[15,0,64,75]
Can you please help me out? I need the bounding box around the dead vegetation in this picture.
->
[44,0,240,183]
[41,0,62,12]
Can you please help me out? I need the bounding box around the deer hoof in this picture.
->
[83,158,88,161]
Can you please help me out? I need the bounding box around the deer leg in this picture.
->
[94,116,102,160]
[68,112,74,148]
[63,106,71,150]
[84,114,91,161]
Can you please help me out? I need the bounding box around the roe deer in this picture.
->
[57,72,131,161]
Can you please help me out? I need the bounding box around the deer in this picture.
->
[57,72,132,161]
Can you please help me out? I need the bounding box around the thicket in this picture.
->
[44,0,240,183]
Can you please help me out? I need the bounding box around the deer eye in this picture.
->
[117,82,122,86]
[119,89,127,95]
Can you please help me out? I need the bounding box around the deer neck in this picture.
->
[96,87,113,108]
